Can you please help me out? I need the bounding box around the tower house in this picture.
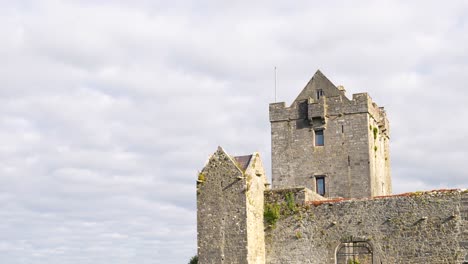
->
[269,70,391,198]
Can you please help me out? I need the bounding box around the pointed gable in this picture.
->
[293,70,344,103]
[201,146,244,177]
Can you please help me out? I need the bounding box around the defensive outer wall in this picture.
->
[265,188,468,264]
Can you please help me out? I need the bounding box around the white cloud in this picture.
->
[0,0,467,263]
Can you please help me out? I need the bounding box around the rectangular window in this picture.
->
[315,130,324,146]
[316,177,326,196]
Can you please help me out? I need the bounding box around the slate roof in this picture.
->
[234,155,252,171]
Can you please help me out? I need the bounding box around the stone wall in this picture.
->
[197,148,249,264]
[244,153,267,264]
[265,189,468,264]
[197,147,267,264]
[369,108,392,196]
[461,191,468,263]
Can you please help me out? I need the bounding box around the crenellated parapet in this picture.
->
[270,91,389,133]
[269,102,288,122]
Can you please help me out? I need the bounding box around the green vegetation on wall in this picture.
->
[295,230,302,239]
[373,127,378,140]
[188,255,198,264]
[197,172,205,182]
[264,191,301,228]
[264,203,281,227]
[285,192,297,212]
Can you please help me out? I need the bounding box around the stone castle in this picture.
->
[196,70,467,264]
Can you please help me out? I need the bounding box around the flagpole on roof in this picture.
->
[274,66,277,102]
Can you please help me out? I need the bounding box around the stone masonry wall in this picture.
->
[197,148,268,264]
[244,153,267,264]
[197,148,249,264]
[461,191,468,263]
[265,189,467,264]
[270,86,390,198]
[369,109,391,196]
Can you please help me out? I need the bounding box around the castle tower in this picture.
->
[196,147,267,264]
[269,70,391,198]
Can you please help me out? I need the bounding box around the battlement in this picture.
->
[270,91,389,136]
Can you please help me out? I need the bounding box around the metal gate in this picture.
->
[336,241,373,264]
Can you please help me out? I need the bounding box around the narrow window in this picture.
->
[348,155,350,166]
[316,89,323,100]
[315,130,324,146]
[342,125,344,133]
[316,177,326,196]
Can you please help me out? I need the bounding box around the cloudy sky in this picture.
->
[1,0,468,263]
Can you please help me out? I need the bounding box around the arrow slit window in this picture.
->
[316,89,323,100]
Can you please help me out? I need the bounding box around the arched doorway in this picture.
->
[336,241,373,264]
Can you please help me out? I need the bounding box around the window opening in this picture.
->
[342,125,344,133]
[316,176,325,196]
[316,89,324,100]
[315,130,324,146]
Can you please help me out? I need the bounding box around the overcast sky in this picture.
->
[1,0,468,263]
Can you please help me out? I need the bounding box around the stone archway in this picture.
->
[336,241,373,264]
